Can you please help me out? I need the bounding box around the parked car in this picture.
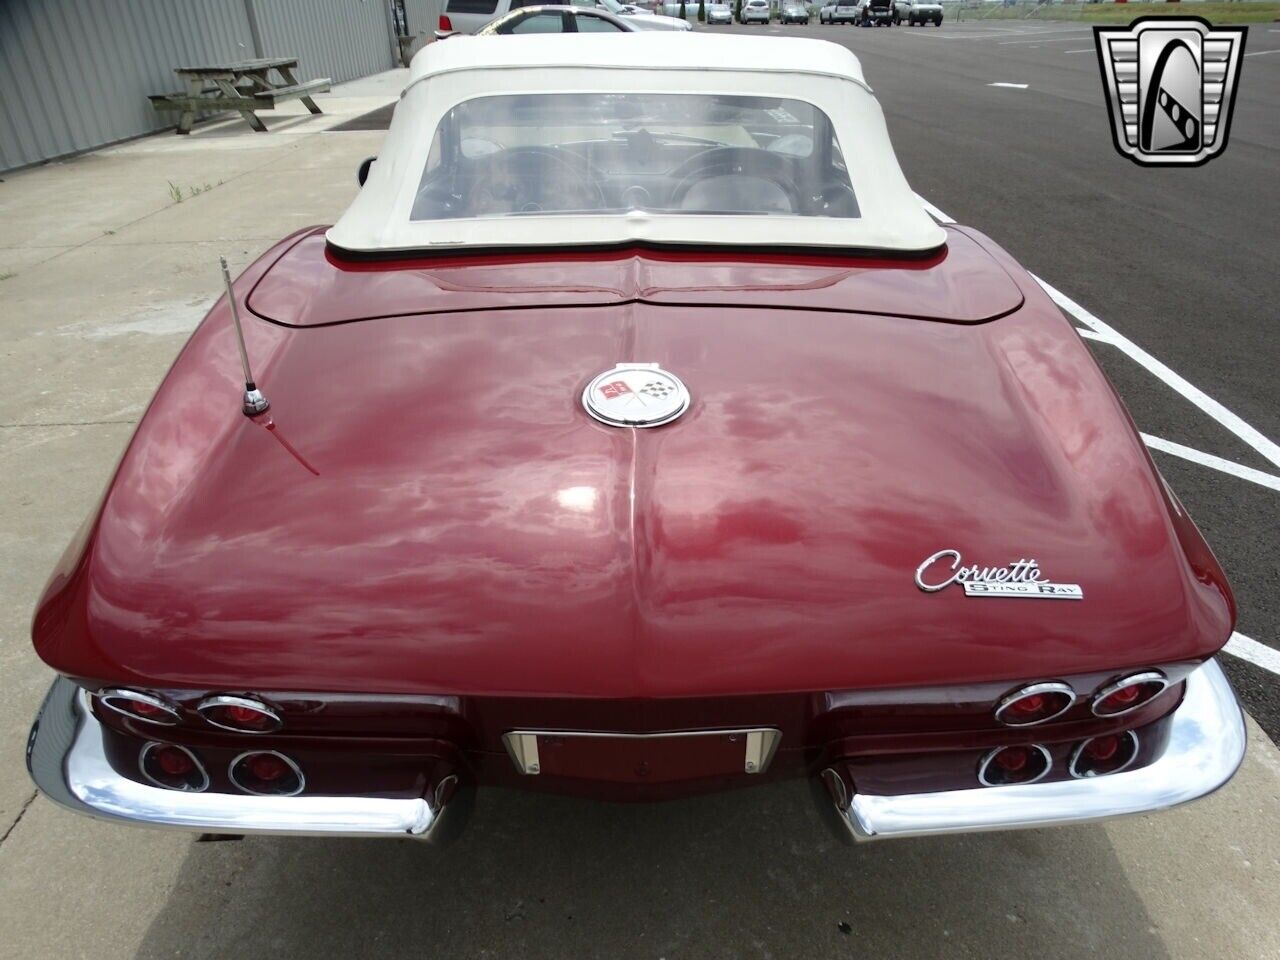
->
[474,4,636,32]
[780,0,810,22]
[26,33,1246,847]
[740,0,771,21]
[439,0,690,33]
[855,0,894,25]
[705,1,734,22]
[820,0,860,23]
[894,0,942,25]
[660,0,720,15]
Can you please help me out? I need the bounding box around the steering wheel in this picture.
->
[667,147,803,214]
[462,147,605,216]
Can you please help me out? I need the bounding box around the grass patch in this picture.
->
[955,2,1280,24]
[165,180,223,204]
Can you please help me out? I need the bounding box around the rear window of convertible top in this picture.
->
[410,92,859,222]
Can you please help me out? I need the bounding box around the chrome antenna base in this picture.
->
[242,385,270,417]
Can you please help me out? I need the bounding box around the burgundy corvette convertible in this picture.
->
[27,34,1245,843]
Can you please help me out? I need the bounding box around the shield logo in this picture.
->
[1095,17,1247,166]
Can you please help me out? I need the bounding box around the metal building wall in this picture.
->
[0,0,399,174]
[0,0,254,172]
[249,0,396,84]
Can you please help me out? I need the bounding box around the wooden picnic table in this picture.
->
[149,57,332,134]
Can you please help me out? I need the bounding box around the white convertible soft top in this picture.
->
[327,34,947,254]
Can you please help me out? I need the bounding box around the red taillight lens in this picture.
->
[197,696,281,733]
[979,744,1051,786]
[994,683,1075,726]
[1092,672,1168,717]
[438,14,453,30]
[1008,695,1045,717]
[229,705,269,726]
[140,743,208,792]
[1106,686,1141,707]
[155,746,195,776]
[995,747,1029,772]
[1084,735,1120,761]
[97,689,181,726]
[1070,731,1139,778]
[249,753,288,781]
[230,751,304,796]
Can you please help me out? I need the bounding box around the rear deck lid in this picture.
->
[247,226,1024,327]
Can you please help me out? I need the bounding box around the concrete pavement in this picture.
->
[1,58,1277,960]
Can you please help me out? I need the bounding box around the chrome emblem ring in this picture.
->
[582,363,690,429]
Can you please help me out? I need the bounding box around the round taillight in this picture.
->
[139,742,208,792]
[249,753,288,781]
[978,744,1052,787]
[230,751,304,796]
[1092,672,1169,717]
[156,748,194,776]
[98,689,181,726]
[1070,731,1139,778]
[197,695,282,733]
[994,682,1076,727]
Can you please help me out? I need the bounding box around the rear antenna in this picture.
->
[220,256,269,417]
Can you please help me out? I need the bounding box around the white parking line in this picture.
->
[915,195,954,223]
[988,82,1029,89]
[916,194,1280,470]
[1030,276,1280,471]
[1064,48,1095,54]
[915,193,1280,675]
[1244,50,1280,58]
[1140,434,1280,495]
[1225,632,1280,674]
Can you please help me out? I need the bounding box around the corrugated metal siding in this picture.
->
[0,0,253,171]
[252,0,395,84]
[0,0,397,173]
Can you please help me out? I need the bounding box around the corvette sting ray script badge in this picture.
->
[915,549,1084,600]
[583,363,690,428]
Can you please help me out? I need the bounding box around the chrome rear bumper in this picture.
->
[826,659,1246,841]
[27,660,1245,843]
[26,678,467,841]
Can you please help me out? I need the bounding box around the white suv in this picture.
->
[440,0,692,32]
[740,0,771,22]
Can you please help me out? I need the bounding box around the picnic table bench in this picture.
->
[149,58,331,134]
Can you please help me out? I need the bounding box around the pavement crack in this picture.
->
[0,791,38,847]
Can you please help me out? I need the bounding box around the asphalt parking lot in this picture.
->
[1,20,1279,960]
